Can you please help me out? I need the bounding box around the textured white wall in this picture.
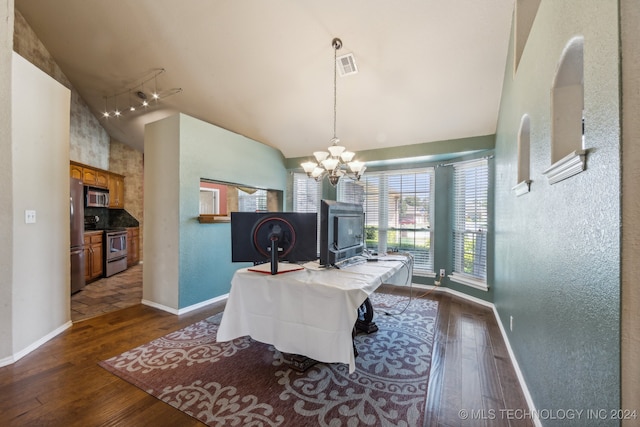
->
[11,52,71,356]
[143,115,181,310]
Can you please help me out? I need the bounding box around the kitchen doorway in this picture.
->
[71,264,142,322]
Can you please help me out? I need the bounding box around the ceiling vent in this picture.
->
[337,53,358,76]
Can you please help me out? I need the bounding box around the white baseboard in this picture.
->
[0,321,73,368]
[409,283,540,426]
[491,306,542,427]
[141,294,229,316]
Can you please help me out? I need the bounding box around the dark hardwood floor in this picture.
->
[0,283,533,427]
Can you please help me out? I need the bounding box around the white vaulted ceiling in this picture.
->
[15,0,515,158]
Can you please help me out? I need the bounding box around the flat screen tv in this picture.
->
[319,200,365,266]
[231,212,318,274]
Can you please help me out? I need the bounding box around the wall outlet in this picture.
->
[510,315,513,332]
[439,268,445,277]
[25,210,36,224]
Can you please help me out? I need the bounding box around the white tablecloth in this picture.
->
[216,256,409,373]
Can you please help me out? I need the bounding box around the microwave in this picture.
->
[85,187,110,208]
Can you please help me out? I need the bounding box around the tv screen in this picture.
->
[320,200,365,266]
[231,212,318,265]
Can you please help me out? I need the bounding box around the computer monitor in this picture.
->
[230,212,318,274]
[319,200,365,266]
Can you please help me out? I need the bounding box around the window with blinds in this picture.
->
[292,173,322,253]
[237,188,267,212]
[452,159,488,281]
[293,173,321,213]
[337,168,434,273]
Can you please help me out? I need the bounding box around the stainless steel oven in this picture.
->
[105,229,127,277]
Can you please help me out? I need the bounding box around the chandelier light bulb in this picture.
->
[314,151,329,162]
[301,161,317,176]
[341,151,355,162]
[327,145,346,157]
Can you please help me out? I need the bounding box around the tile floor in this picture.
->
[71,264,142,322]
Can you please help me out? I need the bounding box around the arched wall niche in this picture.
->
[544,36,586,184]
[513,114,532,195]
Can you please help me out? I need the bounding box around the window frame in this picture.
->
[292,172,322,253]
[337,168,435,275]
[450,159,489,290]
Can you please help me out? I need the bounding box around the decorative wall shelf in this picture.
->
[198,214,231,223]
[542,150,586,185]
[512,180,532,196]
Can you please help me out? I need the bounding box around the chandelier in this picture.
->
[101,68,182,119]
[301,38,366,187]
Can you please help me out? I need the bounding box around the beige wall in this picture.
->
[13,8,110,169]
[0,0,14,362]
[12,52,71,357]
[620,0,640,421]
[14,8,145,261]
[143,115,180,310]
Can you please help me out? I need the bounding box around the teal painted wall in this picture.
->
[493,1,620,424]
[178,114,287,308]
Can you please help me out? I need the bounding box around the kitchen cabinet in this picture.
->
[84,231,103,282]
[70,163,83,180]
[83,167,109,188]
[108,173,125,209]
[127,227,140,267]
[70,161,109,188]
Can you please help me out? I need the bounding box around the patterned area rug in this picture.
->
[99,292,438,426]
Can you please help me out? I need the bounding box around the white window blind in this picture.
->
[452,159,488,281]
[293,173,321,213]
[337,168,434,273]
[293,173,322,253]
[237,188,267,212]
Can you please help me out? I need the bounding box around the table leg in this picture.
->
[283,353,318,372]
[355,297,379,334]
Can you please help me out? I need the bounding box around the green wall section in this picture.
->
[285,134,495,169]
[493,1,620,424]
[144,113,288,310]
[178,114,287,308]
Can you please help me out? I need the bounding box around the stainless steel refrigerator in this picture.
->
[70,178,86,293]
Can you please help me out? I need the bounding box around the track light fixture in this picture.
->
[101,68,182,119]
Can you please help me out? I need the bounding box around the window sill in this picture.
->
[449,273,489,291]
[413,270,436,278]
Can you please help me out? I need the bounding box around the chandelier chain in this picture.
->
[300,37,365,186]
[333,41,338,141]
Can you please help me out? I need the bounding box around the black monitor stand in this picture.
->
[270,234,279,275]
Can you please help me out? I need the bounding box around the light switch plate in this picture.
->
[25,210,36,224]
